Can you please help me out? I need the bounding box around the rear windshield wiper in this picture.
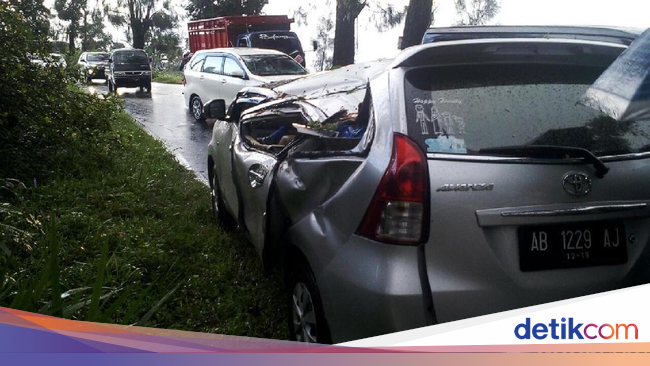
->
[479,145,610,178]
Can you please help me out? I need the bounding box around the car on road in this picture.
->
[78,51,110,82]
[29,53,67,68]
[107,49,152,93]
[183,48,308,122]
[205,36,650,343]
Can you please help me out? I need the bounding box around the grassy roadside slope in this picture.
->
[1,112,287,339]
[152,70,184,84]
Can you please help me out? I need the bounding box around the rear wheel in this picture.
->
[190,96,205,121]
[286,254,331,344]
[210,171,236,230]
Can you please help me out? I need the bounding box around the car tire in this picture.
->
[139,86,144,92]
[286,254,331,344]
[210,171,236,230]
[146,82,152,93]
[190,95,205,121]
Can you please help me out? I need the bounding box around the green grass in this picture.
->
[0,112,287,339]
[152,70,184,84]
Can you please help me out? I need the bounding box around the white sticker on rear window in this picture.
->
[415,104,431,135]
[425,136,467,154]
[414,101,466,138]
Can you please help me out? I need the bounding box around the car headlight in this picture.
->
[142,71,151,75]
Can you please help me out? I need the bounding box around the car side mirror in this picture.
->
[229,68,246,79]
[203,99,227,120]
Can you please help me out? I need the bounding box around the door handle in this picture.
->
[221,78,227,84]
[199,75,205,81]
[248,164,269,188]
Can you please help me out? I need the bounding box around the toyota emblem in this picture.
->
[562,172,592,197]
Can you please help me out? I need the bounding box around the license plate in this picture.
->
[518,221,627,272]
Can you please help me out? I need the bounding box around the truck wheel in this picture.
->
[286,252,331,344]
[190,96,205,121]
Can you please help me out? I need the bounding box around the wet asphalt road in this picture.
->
[87,80,214,184]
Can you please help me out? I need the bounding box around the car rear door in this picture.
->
[184,53,206,97]
[401,60,650,323]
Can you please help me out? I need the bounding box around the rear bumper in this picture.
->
[303,228,650,343]
[310,234,429,343]
[426,220,650,323]
[114,75,151,87]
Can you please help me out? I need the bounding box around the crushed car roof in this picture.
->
[241,59,393,121]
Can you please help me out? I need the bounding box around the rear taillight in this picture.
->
[357,134,429,245]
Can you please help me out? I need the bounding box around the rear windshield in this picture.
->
[241,54,307,76]
[404,64,650,157]
[249,32,303,56]
[113,51,148,65]
[88,53,109,61]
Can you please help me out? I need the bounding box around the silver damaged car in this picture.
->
[205,38,650,344]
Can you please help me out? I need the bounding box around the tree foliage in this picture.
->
[0,0,120,183]
[454,0,500,26]
[185,0,268,21]
[331,0,405,67]
[314,13,335,71]
[54,0,87,52]
[106,0,177,50]
[81,6,113,51]
[146,11,182,66]
[368,3,406,32]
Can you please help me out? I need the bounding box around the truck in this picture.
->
[187,15,306,67]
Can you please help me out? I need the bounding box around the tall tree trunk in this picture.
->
[131,19,145,49]
[401,0,433,49]
[82,9,88,50]
[332,0,366,67]
[68,24,76,52]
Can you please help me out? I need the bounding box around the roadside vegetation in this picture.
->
[1,1,286,339]
[152,69,184,84]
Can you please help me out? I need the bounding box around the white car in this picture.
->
[29,53,67,69]
[183,48,308,121]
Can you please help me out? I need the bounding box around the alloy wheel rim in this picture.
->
[292,282,317,343]
[192,99,201,119]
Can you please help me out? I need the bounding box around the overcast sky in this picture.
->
[46,0,650,67]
